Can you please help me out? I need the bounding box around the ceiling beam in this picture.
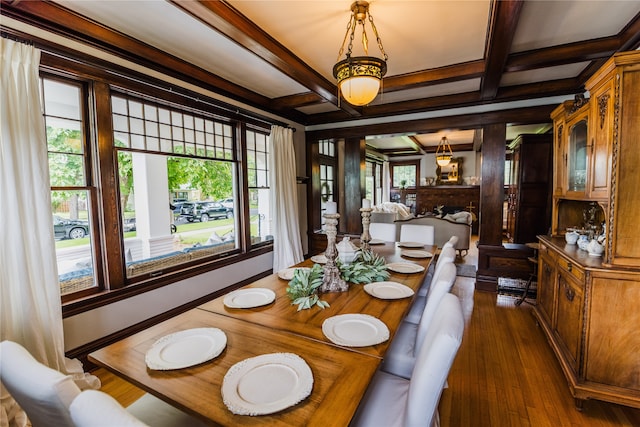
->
[383,60,485,93]
[307,104,556,141]
[480,0,524,100]
[618,11,640,51]
[168,0,361,117]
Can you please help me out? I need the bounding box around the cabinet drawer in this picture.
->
[556,256,585,283]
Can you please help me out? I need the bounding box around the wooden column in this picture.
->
[477,124,533,291]
[340,136,366,234]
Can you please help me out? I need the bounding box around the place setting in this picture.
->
[385,262,426,274]
[363,281,414,299]
[145,327,228,370]
[222,352,314,416]
[397,241,425,248]
[322,314,389,347]
[400,249,433,259]
[223,288,276,309]
[277,267,311,281]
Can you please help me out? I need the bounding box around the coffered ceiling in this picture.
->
[2,0,639,154]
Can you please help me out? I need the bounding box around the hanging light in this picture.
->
[436,137,454,167]
[333,1,388,106]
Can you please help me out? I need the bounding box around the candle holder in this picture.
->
[359,207,373,251]
[321,213,348,293]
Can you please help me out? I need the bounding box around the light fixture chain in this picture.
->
[368,13,388,61]
[361,19,369,55]
[337,15,356,62]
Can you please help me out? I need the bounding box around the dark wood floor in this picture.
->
[94,280,640,426]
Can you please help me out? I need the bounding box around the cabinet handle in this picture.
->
[567,262,572,272]
[564,283,575,302]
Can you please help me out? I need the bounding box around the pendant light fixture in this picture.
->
[333,1,388,106]
[436,137,454,167]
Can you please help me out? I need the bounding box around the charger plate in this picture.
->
[224,288,276,309]
[398,241,425,248]
[401,250,433,259]
[322,314,389,347]
[222,353,313,416]
[145,328,227,370]
[277,267,310,281]
[364,281,414,299]
[386,262,425,274]
[310,254,327,264]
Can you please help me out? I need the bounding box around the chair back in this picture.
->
[70,390,149,427]
[0,340,80,427]
[400,224,435,245]
[369,222,397,242]
[429,246,456,293]
[442,235,459,249]
[416,262,457,354]
[405,293,464,427]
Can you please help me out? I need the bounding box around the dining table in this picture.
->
[89,242,436,426]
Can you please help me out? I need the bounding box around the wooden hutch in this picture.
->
[534,51,640,409]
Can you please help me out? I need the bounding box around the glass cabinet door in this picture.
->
[568,120,587,192]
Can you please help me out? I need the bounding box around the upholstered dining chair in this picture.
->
[399,224,435,246]
[380,262,457,379]
[70,388,210,427]
[351,293,465,427]
[442,235,459,249]
[0,340,81,427]
[369,222,397,242]
[404,246,457,325]
[70,390,148,427]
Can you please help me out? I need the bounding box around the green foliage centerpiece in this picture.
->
[285,249,389,311]
[339,249,389,284]
[286,264,330,311]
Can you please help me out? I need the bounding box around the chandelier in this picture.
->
[436,137,454,167]
[333,1,388,106]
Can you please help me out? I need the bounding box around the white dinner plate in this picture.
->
[222,353,313,416]
[145,328,227,370]
[310,254,327,264]
[364,281,415,299]
[322,314,389,347]
[401,250,433,259]
[369,239,386,245]
[223,288,276,309]
[386,262,425,274]
[277,267,310,281]
[398,241,425,248]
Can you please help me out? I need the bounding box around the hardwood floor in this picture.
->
[93,243,640,426]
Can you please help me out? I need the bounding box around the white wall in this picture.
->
[63,252,273,350]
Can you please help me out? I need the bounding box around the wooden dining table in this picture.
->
[89,242,436,426]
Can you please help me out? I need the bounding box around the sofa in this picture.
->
[371,212,472,256]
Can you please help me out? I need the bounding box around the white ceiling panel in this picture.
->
[500,62,590,86]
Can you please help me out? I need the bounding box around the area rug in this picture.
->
[455,263,477,278]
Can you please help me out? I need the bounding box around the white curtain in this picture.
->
[269,125,303,272]
[382,160,391,202]
[0,39,98,427]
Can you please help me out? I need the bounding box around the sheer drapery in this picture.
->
[0,39,98,427]
[382,160,391,203]
[269,125,303,272]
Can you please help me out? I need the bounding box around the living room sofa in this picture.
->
[371,212,472,256]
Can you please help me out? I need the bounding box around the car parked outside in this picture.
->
[53,215,90,240]
[122,217,136,232]
[218,197,234,209]
[179,201,232,222]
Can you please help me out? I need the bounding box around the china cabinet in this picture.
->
[535,51,640,410]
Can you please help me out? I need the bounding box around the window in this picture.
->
[246,128,272,245]
[112,94,239,278]
[43,77,98,296]
[391,161,419,188]
[365,159,383,205]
